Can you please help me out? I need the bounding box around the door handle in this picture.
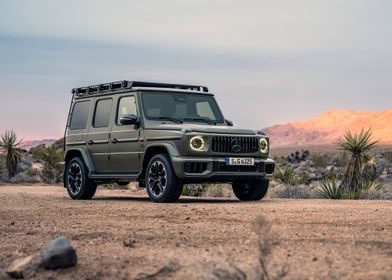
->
[112,138,118,144]
[88,140,94,145]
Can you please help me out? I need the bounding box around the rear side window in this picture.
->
[93,98,113,128]
[69,101,91,130]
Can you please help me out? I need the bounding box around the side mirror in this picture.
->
[225,119,233,127]
[120,114,138,125]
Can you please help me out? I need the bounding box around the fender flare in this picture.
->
[64,148,95,173]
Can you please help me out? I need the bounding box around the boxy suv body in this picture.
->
[63,81,275,202]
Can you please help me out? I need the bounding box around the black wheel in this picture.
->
[145,154,183,203]
[64,157,97,200]
[232,180,269,201]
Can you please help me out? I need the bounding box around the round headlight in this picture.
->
[190,136,205,151]
[259,138,268,153]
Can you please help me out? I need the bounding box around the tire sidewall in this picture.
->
[145,154,180,203]
[65,157,89,199]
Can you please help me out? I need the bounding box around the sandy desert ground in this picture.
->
[1,185,392,280]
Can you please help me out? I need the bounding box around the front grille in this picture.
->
[265,163,275,175]
[211,136,259,153]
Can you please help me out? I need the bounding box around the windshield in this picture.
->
[141,92,225,124]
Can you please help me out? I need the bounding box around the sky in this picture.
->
[0,0,391,140]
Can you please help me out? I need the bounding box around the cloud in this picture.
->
[0,1,391,139]
[1,0,392,53]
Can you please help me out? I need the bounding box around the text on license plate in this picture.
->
[225,157,254,166]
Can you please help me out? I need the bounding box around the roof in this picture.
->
[72,80,210,98]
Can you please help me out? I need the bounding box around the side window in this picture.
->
[69,101,91,130]
[196,101,215,120]
[93,98,113,128]
[117,96,137,125]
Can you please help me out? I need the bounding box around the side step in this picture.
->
[88,173,139,180]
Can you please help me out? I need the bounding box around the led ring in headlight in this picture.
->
[259,138,268,153]
[190,136,205,151]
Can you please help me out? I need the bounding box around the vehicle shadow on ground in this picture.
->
[93,196,248,204]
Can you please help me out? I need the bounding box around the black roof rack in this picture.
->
[71,80,209,97]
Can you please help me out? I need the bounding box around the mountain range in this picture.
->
[264,108,392,147]
[20,139,57,151]
[19,108,392,150]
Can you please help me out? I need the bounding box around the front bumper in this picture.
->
[171,156,275,183]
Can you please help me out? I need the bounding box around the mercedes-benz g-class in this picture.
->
[63,81,275,202]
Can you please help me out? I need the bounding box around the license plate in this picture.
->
[225,157,254,166]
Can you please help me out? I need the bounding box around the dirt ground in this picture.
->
[1,185,392,280]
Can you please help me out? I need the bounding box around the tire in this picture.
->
[145,154,183,203]
[232,180,269,201]
[64,157,97,200]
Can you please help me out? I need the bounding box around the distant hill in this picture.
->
[20,139,57,151]
[264,108,392,148]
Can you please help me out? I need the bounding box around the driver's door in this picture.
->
[109,95,141,173]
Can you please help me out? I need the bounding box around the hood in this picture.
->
[145,122,259,135]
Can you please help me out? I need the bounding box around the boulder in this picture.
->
[41,236,77,269]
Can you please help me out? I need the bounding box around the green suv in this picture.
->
[62,81,275,202]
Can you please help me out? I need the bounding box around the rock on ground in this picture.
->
[5,256,34,279]
[41,236,77,269]
[0,270,11,280]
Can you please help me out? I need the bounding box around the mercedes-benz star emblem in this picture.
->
[231,138,241,153]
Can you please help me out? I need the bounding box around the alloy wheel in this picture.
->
[67,163,83,195]
[147,160,167,197]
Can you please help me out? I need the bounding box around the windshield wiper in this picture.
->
[183,118,216,125]
[151,116,183,124]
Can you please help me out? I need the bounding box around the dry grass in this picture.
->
[252,215,288,280]
[269,182,313,199]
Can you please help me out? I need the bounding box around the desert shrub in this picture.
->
[203,184,234,198]
[314,175,383,199]
[270,183,312,199]
[362,182,392,200]
[32,145,63,183]
[274,164,299,186]
[311,153,328,168]
[332,152,349,167]
[182,184,209,196]
[382,151,392,162]
[314,178,342,199]
[101,183,129,190]
[8,171,41,184]
[252,215,288,280]
[287,150,309,163]
[26,167,40,177]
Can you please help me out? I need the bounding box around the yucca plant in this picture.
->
[337,129,377,193]
[0,155,5,173]
[274,164,298,186]
[314,177,342,199]
[357,177,383,192]
[0,131,23,178]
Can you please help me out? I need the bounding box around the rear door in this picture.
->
[87,97,114,173]
[109,94,141,173]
